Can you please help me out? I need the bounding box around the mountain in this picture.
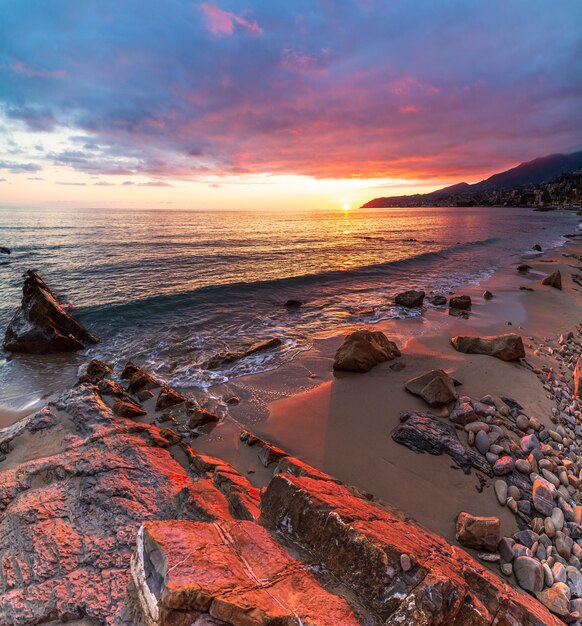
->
[363,150,582,208]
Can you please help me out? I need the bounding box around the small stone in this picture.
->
[494,480,508,506]
[515,459,531,473]
[514,556,544,593]
[552,507,565,532]
[533,477,556,517]
[493,456,514,475]
[535,583,571,617]
[500,562,513,576]
[516,414,530,431]
[400,553,412,572]
[553,562,568,584]
[507,485,521,501]
[475,430,490,455]
[498,537,515,561]
[521,434,540,453]
[455,512,500,552]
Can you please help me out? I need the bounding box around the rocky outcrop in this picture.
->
[260,471,562,625]
[333,329,401,373]
[404,369,458,407]
[542,270,562,289]
[394,289,425,308]
[3,270,99,353]
[451,333,526,360]
[205,338,282,370]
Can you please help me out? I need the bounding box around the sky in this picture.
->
[0,0,581,210]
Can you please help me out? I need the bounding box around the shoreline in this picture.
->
[192,232,582,547]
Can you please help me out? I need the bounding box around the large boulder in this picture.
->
[451,334,525,361]
[405,369,458,407]
[3,270,99,353]
[395,289,425,308]
[541,270,562,290]
[333,329,401,373]
[455,512,500,552]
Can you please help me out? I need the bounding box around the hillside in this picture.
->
[363,150,582,208]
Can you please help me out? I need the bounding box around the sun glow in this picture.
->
[342,202,351,211]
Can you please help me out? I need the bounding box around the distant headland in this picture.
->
[363,150,582,209]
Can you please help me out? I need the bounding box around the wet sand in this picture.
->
[195,233,582,546]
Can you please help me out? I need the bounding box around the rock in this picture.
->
[188,408,221,429]
[533,477,556,516]
[515,459,531,473]
[475,429,490,455]
[429,295,447,306]
[86,359,112,379]
[3,270,99,353]
[395,289,425,308]
[112,397,148,418]
[513,556,544,593]
[568,567,582,598]
[493,456,515,476]
[333,330,401,373]
[260,473,562,625]
[130,520,361,626]
[517,263,532,272]
[483,290,493,300]
[206,337,283,369]
[404,369,458,407]
[516,414,530,431]
[494,480,508,505]
[284,299,303,308]
[400,554,412,572]
[449,401,477,425]
[552,507,565,531]
[98,378,126,397]
[455,512,500,552]
[532,244,542,251]
[451,333,525,361]
[392,412,493,476]
[553,563,568,584]
[127,369,163,394]
[449,295,472,310]
[0,383,262,624]
[535,583,571,617]
[155,385,189,411]
[520,434,540,453]
[542,270,562,290]
[240,430,288,467]
[137,389,155,401]
[498,537,515,561]
[0,246,10,254]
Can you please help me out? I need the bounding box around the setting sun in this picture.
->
[342,202,351,211]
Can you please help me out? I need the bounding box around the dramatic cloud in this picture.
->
[0,0,581,183]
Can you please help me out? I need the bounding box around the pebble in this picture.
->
[515,459,531,473]
[475,430,490,455]
[493,456,514,475]
[494,480,508,506]
[516,414,530,431]
[400,554,412,572]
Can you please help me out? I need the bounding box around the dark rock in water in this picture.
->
[284,299,303,308]
[517,263,532,272]
[451,334,525,361]
[392,411,493,476]
[532,244,542,252]
[113,397,147,418]
[0,246,10,254]
[520,286,534,291]
[333,329,400,373]
[541,270,562,289]
[188,407,220,429]
[205,337,283,369]
[483,290,493,300]
[127,368,163,394]
[404,369,458,407]
[395,289,425,308]
[449,295,472,310]
[429,294,447,306]
[121,361,141,380]
[3,270,99,354]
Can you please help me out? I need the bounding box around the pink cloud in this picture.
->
[280,49,328,76]
[199,4,263,37]
[10,60,65,79]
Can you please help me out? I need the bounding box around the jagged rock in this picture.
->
[205,338,283,369]
[535,583,571,616]
[260,472,562,625]
[404,369,458,407]
[98,378,126,397]
[155,385,188,411]
[542,270,562,289]
[240,429,287,466]
[113,397,148,418]
[86,359,112,379]
[130,520,361,626]
[392,412,493,476]
[518,264,532,272]
[3,270,98,354]
[121,361,141,379]
[449,295,472,310]
[0,246,10,254]
[127,369,163,394]
[284,299,303,308]
[451,333,525,361]
[395,289,425,308]
[0,384,261,624]
[532,244,542,252]
[187,408,220,429]
[333,329,401,373]
[455,512,500,552]
[483,290,494,300]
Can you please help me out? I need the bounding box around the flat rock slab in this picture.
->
[131,519,361,625]
[392,411,493,476]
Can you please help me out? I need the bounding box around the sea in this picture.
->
[0,205,579,409]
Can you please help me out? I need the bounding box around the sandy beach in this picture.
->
[193,231,582,549]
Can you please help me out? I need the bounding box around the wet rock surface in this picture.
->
[3,270,99,354]
[394,289,425,308]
